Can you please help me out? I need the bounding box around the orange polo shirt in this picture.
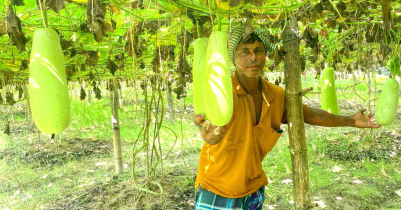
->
[195,71,307,198]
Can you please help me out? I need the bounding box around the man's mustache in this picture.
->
[245,62,261,68]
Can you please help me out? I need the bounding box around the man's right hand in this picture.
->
[194,114,227,145]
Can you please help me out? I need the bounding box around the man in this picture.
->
[193,26,380,210]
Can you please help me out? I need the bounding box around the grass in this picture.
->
[261,125,401,209]
[1,75,401,209]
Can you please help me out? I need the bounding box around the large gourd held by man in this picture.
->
[203,31,233,126]
[29,28,71,135]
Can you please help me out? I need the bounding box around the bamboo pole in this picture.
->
[87,89,91,106]
[282,17,312,210]
[111,80,123,175]
[24,84,32,119]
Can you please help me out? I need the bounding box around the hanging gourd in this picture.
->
[203,31,233,126]
[29,28,71,135]
[192,38,208,115]
[320,67,339,114]
[376,78,399,126]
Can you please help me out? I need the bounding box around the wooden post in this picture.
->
[282,17,312,209]
[110,80,123,175]
[119,88,123,109]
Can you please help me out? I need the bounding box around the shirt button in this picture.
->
[247,98,250,101]
[252,116,255,120]
[250,107,253,110]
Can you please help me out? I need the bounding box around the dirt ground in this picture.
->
[1,99,400,209]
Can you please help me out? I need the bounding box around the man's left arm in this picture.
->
[303,107,381,128]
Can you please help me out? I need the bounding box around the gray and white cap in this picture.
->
[227,26,275,65]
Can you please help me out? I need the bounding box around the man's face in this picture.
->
[234,40,266,78]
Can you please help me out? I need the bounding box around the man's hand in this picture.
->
[353,109,381,128]
[194,114,227,145]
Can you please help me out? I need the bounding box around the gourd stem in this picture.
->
[196,21,203,38]
[43,9,48,28]
[217,14,221,31]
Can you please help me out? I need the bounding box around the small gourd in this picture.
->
[320,67,339,114]
[376,78,399,126]
[192,38,208,115]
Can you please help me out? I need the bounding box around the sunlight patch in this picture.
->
[351,180,363,184]
[204,164,209,173]
[281,179,292,184]
[331,165,342,173]
[123,163,129,169]
[29,78,41,88]
[264,204,277,209]
[0,135,7,150]
[78,182,95,188]
[395,189,401,197]
[13,189,20,197]
[312,200,327,208]
[96,161,107,166]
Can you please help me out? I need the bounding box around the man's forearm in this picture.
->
[304,107,355,127]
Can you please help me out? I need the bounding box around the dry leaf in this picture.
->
[86,0,113,42]
[243,18,255,41]
[107,57,118,76]
[6,5,27,53]
[36,0,65,13]
[12,0,25,6]
[85,51,99,66]
[0,20,6,36]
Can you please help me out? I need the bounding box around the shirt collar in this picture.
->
[232,70,276,103]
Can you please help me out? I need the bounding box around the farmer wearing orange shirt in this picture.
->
[193,27,380,210]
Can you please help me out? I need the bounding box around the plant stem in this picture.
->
[217,14,221,31]
[196,21,203,38]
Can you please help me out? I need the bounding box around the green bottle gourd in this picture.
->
[192,38,208,115]
[376,78,399,126]
[29,28,71,135]
[320,67,339,114]
[203,31,233,126]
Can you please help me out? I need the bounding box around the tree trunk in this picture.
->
[111,81,123,175]
[283,17,312,210]
[166,82,175,122]
[382,0,392,31]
